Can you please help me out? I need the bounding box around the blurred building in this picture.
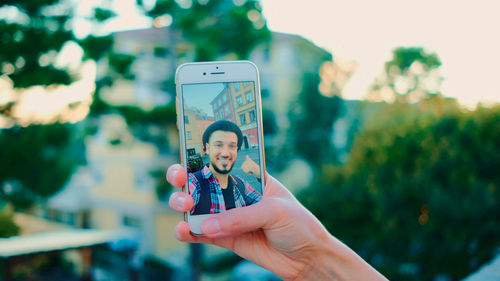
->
[28,26,334,279]
[249,32,333,135]
[85,115,180,257]
[36,115,182,259]
[91,25,331,253]
[99,28,187,110]
[101,27,332,138]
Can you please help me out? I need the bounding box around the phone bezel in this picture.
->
[175,61,266,235]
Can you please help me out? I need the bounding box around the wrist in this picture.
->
[300,232,387,281]
[298,233,342,280]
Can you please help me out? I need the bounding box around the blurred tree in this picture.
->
[88,0,270,145]
[0,123,81,209]
[137,0,271,61]
[0,0,73,89]
[0,1,121,233]
[0,0,123,86]
[300,99,500,280]
[0,1,135,123]
[262,108,278,136]
[282,57,356,169]
[368,47,442,103]
[150,169,174,201]
[287,73,343,167]
[0,211,19,237]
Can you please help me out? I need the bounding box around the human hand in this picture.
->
[240,155,261,179]
[167,164,387,281]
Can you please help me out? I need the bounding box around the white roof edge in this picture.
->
[0,229,135,258]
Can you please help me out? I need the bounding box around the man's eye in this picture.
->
[230,145,237,150]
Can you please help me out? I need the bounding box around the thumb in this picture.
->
[200,199,275,238]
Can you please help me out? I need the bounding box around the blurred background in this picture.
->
[1,0,499,280]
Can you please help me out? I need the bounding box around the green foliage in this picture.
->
[187,154,204,173]
[0,211,20,237]
[385,47,441,73]
[153,46,169,57]
[148,105,177,125]
[8,64,72,88]
[151,169,173,201]
[370,47,443,102]
[88,86,112,117]
[108,53,135,79]
[288,73,342,166]
[200,251,242,273]
[0,1,120,125]
[0,0,269,219]
[93,7,117,22]
[143,255,174,272]
[79,35,114,61]
[0,1,122,89]
[116,104,176,126]
[142,255,174,280]
[0,2,75,88]
[300,101,500,280]
[262,109,278,136]
[139,0,271,60]
[87,94,176,148]
[0,123,79,209]
[145,0,176,18]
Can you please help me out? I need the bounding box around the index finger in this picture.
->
[166,164,187,188]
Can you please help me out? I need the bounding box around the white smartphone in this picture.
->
[175,61,266,235]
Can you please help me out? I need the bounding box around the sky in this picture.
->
[183,83,225,116]
[259,0,500,108]
[95,0,500,108]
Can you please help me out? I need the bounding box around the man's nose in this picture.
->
[220,146,231,156]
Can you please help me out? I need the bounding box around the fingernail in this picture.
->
[167,167,178,183]
[174,196,186,210]
[175,229,182,241]
[202,219,221,235]
[174,224,183,241]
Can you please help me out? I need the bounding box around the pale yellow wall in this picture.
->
[88,138,158,206]
[92,208,119,229]
[14,213,69,235]
[154,213,185,255]
[100,80,136,106]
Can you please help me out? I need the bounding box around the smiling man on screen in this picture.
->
[188,120,262,215]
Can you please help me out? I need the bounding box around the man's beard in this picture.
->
[211,160,234,175]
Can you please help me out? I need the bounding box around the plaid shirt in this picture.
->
[188,165,262,214]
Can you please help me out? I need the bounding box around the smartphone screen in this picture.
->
[179,79,265,218]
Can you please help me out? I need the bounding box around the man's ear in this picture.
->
[204,143,210,155]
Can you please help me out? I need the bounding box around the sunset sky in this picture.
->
[259,0,500,108]
[75,0,500,108]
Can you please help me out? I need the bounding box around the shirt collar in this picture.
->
[201,165,214,180]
